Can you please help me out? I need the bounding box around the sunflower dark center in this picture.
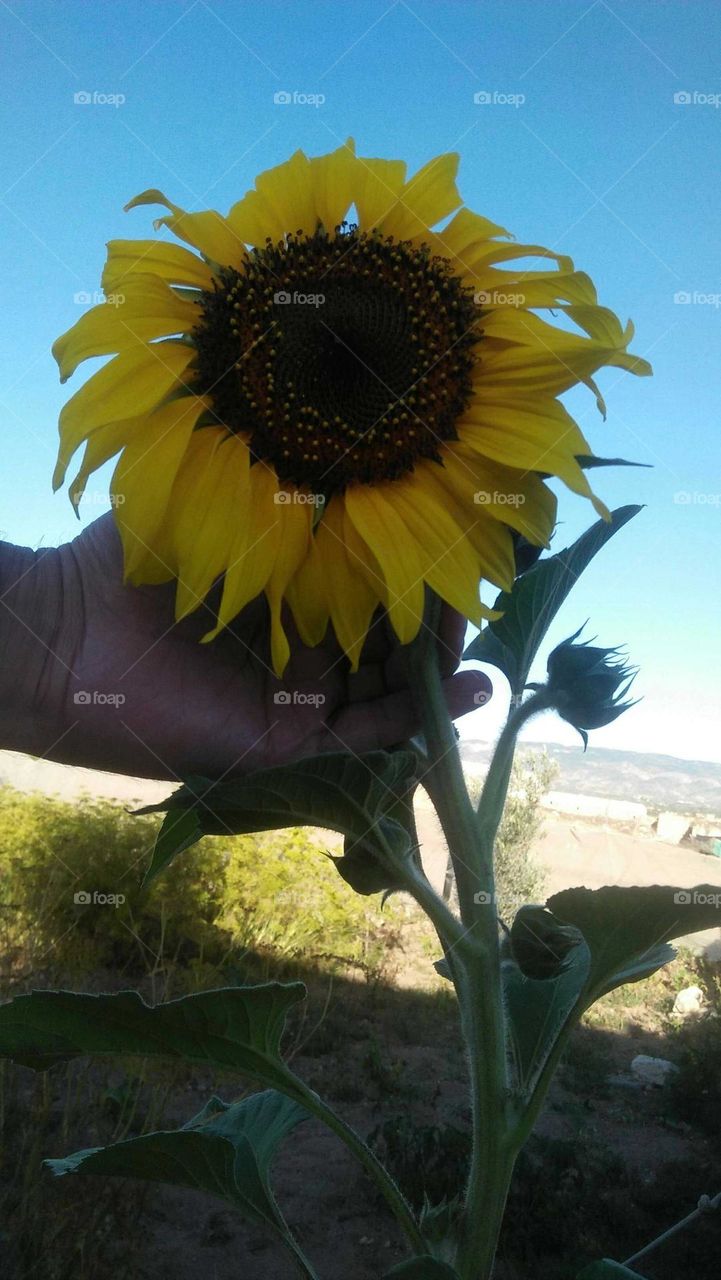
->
[191,226,482,493]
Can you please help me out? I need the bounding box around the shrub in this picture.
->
[0,786,408,982]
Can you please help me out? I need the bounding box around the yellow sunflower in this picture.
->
[52,140,651,675]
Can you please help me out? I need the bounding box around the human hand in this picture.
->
[0,514,492,781]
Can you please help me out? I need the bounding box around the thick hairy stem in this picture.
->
[408,597,513,1278]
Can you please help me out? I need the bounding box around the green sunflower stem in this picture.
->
[408,605,553,1280]
[289,1080,427,1256]
[475,688,553,855]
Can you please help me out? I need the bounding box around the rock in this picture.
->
[630,1054,680,1087]
[607,1072,642,1091]
[672,985,706,1018]
[656,811,691,844]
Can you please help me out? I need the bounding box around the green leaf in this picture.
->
[463,506,642,694]
[546,883,721,1004]
[505,884,721,1099]
[0,984,306,1094]
[384,1259,460,1279]
[139,750,418,883]
[46,1090,316,1276]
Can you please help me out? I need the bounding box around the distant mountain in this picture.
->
[460,741,721,816]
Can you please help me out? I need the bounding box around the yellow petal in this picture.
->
[110,397,209,583]
[411,458,516,591]
[471,269,598,309]
[458,397,603,509]
[54,340,195,489]
[125,189,246,268]
[435,207,512,259]
[345,484,425,644]
[434,445,557,546]
[265,493,314,676]
[380,152,461,240]
[285,526,330,649]
[165,428,251,618]
[314,497,378,670]
[389,476,484,624]
[205,462,282,638]
[53,275,199,382]
[69,418,140,512]
[102,239,214,293]
[228,150,319,246]
[309,138,357,233]
[353,155,407,231]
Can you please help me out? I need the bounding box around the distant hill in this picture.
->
[460,741,721,816]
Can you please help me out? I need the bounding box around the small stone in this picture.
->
[672,985,706,1018]
[631,1054,680,1087]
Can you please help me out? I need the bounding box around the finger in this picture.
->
[326,669,493,755]
[436,604,468,676]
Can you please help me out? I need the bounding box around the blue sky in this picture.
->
[0,0,719,762]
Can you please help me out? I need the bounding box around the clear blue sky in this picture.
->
[1,1,719,761]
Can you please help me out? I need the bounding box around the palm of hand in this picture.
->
[53,515,489,782]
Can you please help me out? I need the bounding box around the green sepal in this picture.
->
[575,455,651,471]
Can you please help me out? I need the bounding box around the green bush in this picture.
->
[466,750,556,919]
[0,786,407,982]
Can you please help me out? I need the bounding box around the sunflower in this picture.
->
[52,140,650,675]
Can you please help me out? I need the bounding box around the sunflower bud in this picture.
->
[531,626,638,749]
[509,905,584,979]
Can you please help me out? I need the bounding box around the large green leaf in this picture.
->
[504,884,721,1101]
[0,985,306,1094]
[463,506,642,694]
[138,750,418,882]
[384,1259,460,1279]
[547,883,721,1004]
[46,1090,316,1277]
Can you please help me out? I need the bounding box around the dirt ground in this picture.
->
[3,752,721,1277]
